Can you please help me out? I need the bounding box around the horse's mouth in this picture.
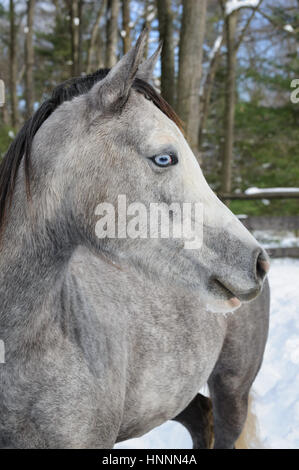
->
[205,279,242,313]
[214,279,241,304]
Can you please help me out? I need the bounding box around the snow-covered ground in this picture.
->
[254,258,299,449]
[253,230,299,249]
[115,257,299,449]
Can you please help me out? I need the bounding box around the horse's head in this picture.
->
[31,31,269,314]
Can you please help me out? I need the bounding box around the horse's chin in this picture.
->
[205,296,242,315]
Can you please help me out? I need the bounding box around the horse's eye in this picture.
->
[151,154,178,167]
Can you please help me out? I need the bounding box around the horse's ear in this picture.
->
[90,29,148,112]
[137,41,162,83]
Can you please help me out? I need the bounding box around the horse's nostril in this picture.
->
[256,252,270,280]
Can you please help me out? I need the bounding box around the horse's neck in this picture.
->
[0,204,74,347]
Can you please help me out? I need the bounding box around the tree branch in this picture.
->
[86,0,107,74]
[235,0,263,52]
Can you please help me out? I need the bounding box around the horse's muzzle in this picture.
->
[215,248,270,303]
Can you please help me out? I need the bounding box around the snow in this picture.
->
[115,258,299,449]
[0,80,4,107]
[146,11,155,22]
[261,199,270,205]
[284,24,294,33]
[253,230,299,249]
[200,36,223,97]
[225,0,259,16]
[254,258,299,449]
[208,36,222,60]
[245,187,299,195]
[262,162,271,169]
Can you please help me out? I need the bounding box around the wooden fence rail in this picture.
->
[219,191,299,200]
[236,215,299,259]
[239,215,299,232]
[216,190,299,257]
[266,247,299,259]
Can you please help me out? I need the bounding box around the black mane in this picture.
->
[0,69,182,235]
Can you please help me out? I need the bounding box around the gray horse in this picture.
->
[0,31,269,449]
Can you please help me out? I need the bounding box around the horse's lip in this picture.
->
[213,278,239,301]
[228,297,242,308]
[213,276,263,303]
[206,279,242,313]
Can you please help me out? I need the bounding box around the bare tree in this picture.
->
[157,0,175,107]
[24,0,35,119]
[106,0,120,67]
[177,0,207,157]
[142,0,153,59]
[0,80,9,126]
[69,0,81,76]
[1,106,10,126]
[221,9,238,196]
[198,36,224,149]
[9,0,18,128]
[96,31,106,69]
[220,0,262,198]
[86,0,107,74]
[121,0,131,54]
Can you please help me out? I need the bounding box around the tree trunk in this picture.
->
[157,0,175,107]
[24,0,35,119]
[198,37,224,149]
[177,0,207,157]
[9,0,18,128]
[78,0,83,74]
[0,80,9,126]
[86,0,107,74]
[106,0,120,68]
[142,0,150,59]
[121,0,131,55]
[69,0,80,76]
[1,106,10,126]
[97,31,105,69]
[220,1,261,199]
[221,11,238,197]
[199,2,260,151]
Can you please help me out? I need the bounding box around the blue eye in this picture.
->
[151,154,178,167]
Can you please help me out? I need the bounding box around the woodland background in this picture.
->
[0,0,298,216]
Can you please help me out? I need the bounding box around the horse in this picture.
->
[0,30,270,449]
